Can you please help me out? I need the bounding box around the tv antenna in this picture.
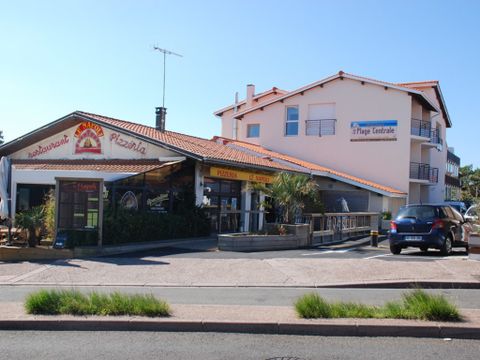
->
[153,46,183,108]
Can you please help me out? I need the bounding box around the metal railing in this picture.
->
[411,119,443,145]
[303,212,379,244]
[305,119,336,136]
[430,128,443,145]
[411,118,431,138]
[409,162,439,183]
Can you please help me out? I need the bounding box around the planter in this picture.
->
[469,233,480,261]
[218,223,311,252]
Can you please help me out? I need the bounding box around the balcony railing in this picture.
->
[411,118,431,138]
[305,119,336,136]
[430,128,443,146]
[410,162,439,183]
[410,118,443,145]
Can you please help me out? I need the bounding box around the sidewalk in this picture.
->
[1,236,480,338]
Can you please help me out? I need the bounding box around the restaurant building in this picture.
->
[0,110,406,246]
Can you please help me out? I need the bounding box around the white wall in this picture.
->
[11,123,178,160]
[232,78,412,193]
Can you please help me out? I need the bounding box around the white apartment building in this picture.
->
[215,71,452,209]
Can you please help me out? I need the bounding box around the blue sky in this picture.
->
[1,0,479,167]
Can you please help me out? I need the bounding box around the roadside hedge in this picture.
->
[103,207,210,245]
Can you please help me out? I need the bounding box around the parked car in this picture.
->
[465,205,478,221]
[444,201,468,214]
[465,205,479,232]
[389,204,470,255]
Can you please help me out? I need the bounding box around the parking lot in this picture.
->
[109,238,469,262]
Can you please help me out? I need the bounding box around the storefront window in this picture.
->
[58,180,101,230]
[106,160,195,213]
[203,178,242,233]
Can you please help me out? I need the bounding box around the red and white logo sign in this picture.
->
[74,122,104,154]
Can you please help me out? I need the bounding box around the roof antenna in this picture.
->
[153,46,183,109]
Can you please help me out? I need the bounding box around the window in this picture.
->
[285,106,299,136]
[247,124,260,138]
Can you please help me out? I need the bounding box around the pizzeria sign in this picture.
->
[210,167,273,183]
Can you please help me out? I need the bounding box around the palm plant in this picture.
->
[253,172,320,224]
[15,206,45,247]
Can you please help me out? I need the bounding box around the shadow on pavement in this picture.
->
[86,256,171,266]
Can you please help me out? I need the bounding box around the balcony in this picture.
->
[410,162,439,183]
[410,119,443,146]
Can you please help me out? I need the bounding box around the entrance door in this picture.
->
[203,178,241,233]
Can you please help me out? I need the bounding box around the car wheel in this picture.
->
[466,246,469,254]
[420,246,428,252]
[390,245,401,255]
[440,235,453,256]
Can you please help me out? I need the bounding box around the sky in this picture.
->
[0,0,479,167]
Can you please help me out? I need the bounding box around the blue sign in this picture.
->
[351,120,398,141]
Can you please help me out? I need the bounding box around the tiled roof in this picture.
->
[221,138,407,196]
[231,71,440,119]
[77,111,406,196]
[12,159,170,173]
[213,87,287,115]
[76,111,298,173]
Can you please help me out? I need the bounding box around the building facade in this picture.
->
[445,148,461,200]
[215,71,452,208]
[0,110,407,245]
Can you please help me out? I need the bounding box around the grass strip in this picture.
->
[25,289,170,317]
[295,289,461,322]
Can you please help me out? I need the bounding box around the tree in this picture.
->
[253,172,320,224]
[460,165,480,203]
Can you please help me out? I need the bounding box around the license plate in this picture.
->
[404,236,422,241]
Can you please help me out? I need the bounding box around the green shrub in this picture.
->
[103,207,210,245]
[295,293,379,319]
[43,190,56,239]
[25,289,170,317]
[383,289,461,321]
[295,289,461,322]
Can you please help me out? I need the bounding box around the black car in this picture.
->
[388,204,470,255]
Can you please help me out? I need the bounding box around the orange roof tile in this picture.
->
[221,138,406,196]
[77,112,406,196]
[76,111,298,173]
[12,159,170,173]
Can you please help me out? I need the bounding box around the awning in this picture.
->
[11,159,177,173]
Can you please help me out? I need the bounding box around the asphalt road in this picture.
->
[1,286,479,308]
[0,331,479,360]
[107,239,469,261]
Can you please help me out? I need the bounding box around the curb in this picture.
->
[319,281,480,289]
[4,281,479,289]
[0,319,479,339]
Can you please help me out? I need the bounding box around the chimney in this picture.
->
[155,107,167,132]
[246,84,255,108]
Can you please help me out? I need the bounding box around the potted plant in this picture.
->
[380,211,392,233]
[15,206,45,247]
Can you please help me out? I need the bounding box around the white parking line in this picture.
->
[363,253,392,260]
[302,249,352,256]
[364,251,467,260]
